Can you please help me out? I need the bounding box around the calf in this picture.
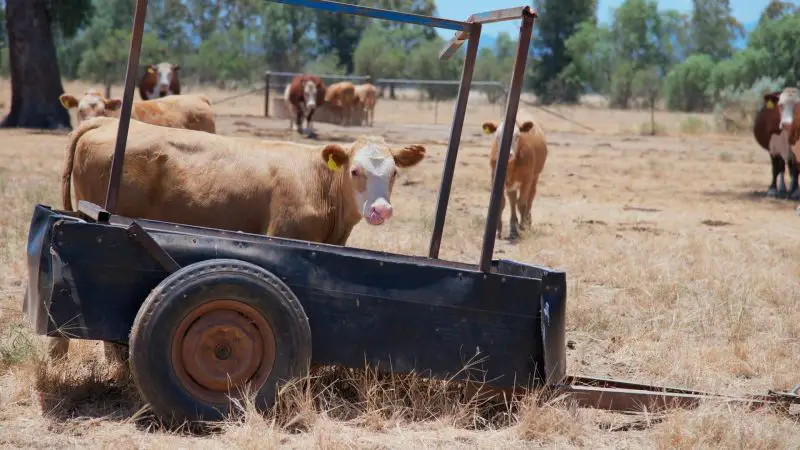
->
[481,114,548,239]
[48,117,426,362]
[59,89,216,133]
[354,83,378,126]
[139,62,181,100]
[325,81,357,126]
[753,89,799,199]
[284,74,326,134]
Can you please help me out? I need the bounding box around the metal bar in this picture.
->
[478,9,535,273]
[554,384,777,414]
[126,221,181,273]
[428,24,481,259]
[262,70,504,87]
[264,71,270,117]
[104,0,148,213]
[440,7,532,61]
[470,6,531,24]
[266,0,469,31]
[76,201,110,223]
[440,31,469,61]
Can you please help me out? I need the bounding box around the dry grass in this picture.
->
[0,77,799,447]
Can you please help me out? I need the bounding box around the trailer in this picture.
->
[22,0,799,424]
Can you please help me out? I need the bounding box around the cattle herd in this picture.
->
[46,61,800,362]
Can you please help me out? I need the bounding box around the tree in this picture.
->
[663,54,715,112]
[690,0,744,61]
[632,68,661,134]
[746,14,800,87]
[758,0,798,24]
[530,0,598,104]
[2,0,92,129]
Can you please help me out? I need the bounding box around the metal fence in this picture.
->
[261,70,506,117]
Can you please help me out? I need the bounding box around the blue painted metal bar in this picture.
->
[266,0,468,31]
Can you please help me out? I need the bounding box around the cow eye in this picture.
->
[350,167,360,177]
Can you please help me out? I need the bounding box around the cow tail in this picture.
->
[62,118,106,211]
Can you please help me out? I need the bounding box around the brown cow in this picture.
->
[481,114,548,239]
[59,89,216,133]
[325,81,357,126]
[354,83,378,127]
[48,117,427,362]
[284,74,326,134]
[139,62,181,100]
[753,89,799,199]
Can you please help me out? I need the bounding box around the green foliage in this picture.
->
[304,53,347,77]
[474,33,516,103]
[406,37,462,100]
[707,48,771,98]
[663,54,715,112]
[758,0,798,25]
[190,28,261,83]
[746,13,800,87]
[530,0,598,104]
[48,0,95,38]
[352,24,407,79]
[78,29,164,84]
[712,76,788,133]
[689,0,744,61]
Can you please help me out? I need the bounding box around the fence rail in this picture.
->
[262,70,506,116]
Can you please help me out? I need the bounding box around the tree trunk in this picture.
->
[1,0,71,130]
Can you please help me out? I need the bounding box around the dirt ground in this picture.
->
[0,80,799,448]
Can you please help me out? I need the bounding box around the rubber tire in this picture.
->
[128,258,312,424]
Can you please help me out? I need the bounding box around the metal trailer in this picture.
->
[21,0,800,424]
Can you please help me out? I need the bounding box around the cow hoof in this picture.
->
[789,190,800,201]
[767,188,779,198]
[796,206,800,216]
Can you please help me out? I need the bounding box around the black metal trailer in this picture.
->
[23,1,570,423]
[21,0,800,424]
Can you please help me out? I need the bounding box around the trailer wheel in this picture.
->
[128,258,311,424]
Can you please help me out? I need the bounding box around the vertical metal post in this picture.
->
[428,23,481,259]
[264,71,271,117]
[478,10,535,273]
[103,0,149,213]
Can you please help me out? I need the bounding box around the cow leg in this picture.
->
[788,155,800,200]
[519,180,537,231]
[507,189,520,239]
[295,107,304,134]
[306,109,317,134]
[768,154,783,197]
[496,189,505,239]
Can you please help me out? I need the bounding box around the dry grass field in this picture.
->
[1,79,799,448]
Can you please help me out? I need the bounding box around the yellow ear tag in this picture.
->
[482,126,492,135]
[327,154,340,171]
[767,100,775,109]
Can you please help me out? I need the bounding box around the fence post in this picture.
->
[264,71,271,117]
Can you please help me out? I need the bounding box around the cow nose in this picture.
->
[782,122,792,131]
[368,200,393,224]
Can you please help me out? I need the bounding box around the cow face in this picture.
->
[147,62,179,97]
[59,89,122,123]
[322,139,426,225]
[778,88,798,132]
[482,120,535,191]
[303,80,319,110]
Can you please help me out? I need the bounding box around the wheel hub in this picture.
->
[171,300,276,403]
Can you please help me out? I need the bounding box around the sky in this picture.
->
[434,1,796,39]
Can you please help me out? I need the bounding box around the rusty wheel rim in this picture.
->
[171,300,276,404]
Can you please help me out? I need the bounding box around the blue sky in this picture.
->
[434,1,795,38]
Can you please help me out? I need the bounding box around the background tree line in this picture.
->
[1,0,798,114]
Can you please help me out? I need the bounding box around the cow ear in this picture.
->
[764,92,779,108]
[393,144,426,168]
[482,122,497,135]
[321,144,349,171]
[104,98,122,111]
[172,64,180,71]
[59,94,78,109]
[518,121,534,133]
[146,65,156,74]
